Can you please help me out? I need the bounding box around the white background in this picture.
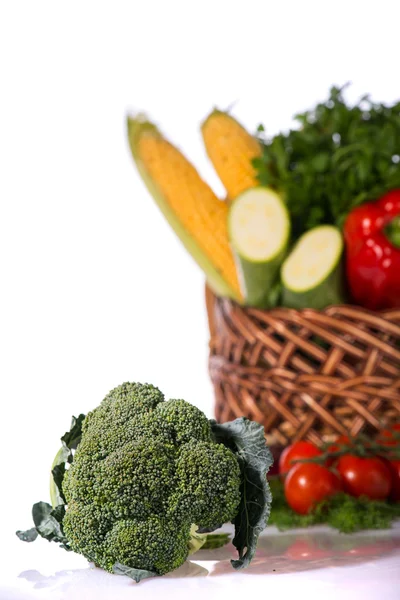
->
[0,0,399,595]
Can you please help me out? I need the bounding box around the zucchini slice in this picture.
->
[228,187,290,308]
[281,225,344,310]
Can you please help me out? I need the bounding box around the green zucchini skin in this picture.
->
[281,260,345,310]
[234,250,287,308]
[281,225,345,310]
[228,187,290,309]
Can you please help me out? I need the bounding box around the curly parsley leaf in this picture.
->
[254,85,400,238]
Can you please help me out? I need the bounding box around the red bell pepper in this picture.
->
[343,189,400,310]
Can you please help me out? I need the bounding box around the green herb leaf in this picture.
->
[254,85,400,238]
[210,417,273,569]
[112,562,158,583]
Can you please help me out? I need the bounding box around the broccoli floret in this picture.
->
[155,398,212,444]
[62,382,241,575]
[173,441,241,528]
[103,517,191,575]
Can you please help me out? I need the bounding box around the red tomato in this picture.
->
[284,463,343,515]
[268,445,284,476]
[387,460,400,502]
[279,441,322,476]
[337,455,391,500]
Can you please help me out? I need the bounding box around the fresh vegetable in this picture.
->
[228,187,290,307]
[201,109,262,202]
[127,116,242,302]
[284,463,343,515]
[254,85,400,239]
[279,441,322,476]
[281,225,345,310]
[387,460,400,502]
[269,477,400,533]
[17,382,272,580]
[344,189,400,310]
[337,455,392,501]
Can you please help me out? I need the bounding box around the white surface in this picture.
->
[1,1,400,598]
[2,524,400,600]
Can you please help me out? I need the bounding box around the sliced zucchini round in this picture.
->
[281,225,344,310]
[228,187,290,308]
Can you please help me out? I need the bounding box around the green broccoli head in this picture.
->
[62,382,241,575]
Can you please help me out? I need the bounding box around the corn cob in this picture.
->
[127,115,242,302]
[201,109,262,202]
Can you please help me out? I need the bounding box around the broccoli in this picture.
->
[17,382,272,581]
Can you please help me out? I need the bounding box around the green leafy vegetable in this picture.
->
[16,527,38,542]
[113,562,158,583]
[254,85,400,238]
[210,418,273,569]
[61,414,85,450]
[269,478,400,533]
[50,414,86,507]
[17,501,71,550]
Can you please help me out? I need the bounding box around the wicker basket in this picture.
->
[206,286,400,448]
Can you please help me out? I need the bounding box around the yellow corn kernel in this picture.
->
[201,110,262,202]
[137,132,241,297]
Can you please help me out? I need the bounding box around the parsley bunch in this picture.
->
[254,85,400,239]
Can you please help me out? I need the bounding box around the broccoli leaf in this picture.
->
[61,414,86,450]
[16,415,86,549]
[112,562,158,583]
[50,414,86,506]
[51,462,67,504]
[32,502,69,545]
[16,527,38,542]
[196,524,222,534]
[17,502,71,550]
[210,417,273,569]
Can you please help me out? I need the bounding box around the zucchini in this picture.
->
[281,225,344,310]
[228,187,290,308]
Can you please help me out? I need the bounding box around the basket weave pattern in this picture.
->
[206,288,400,447]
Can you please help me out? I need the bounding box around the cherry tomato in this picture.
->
[279,441,322,476]
[337,455,391,500]
[284,463,343,515]
[268,445,283,476]
[387,460,400,502]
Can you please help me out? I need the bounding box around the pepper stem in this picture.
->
[385,215,400,248]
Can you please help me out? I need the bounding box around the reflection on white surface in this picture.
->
[3,524,399,600]
[202,526,400,576]
[18,559,208,590]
